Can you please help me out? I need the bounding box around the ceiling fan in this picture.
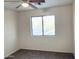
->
[4,0,45,9]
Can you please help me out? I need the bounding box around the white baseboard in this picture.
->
[21,48,73,54]
[4,49,19,58]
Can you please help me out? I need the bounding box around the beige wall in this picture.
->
[4,10,19,57]
[18,5,74,53]
[73,3,75,55]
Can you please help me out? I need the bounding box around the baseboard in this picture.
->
[4,49,19,58]
[20,48,73,54]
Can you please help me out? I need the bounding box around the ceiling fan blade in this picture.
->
[28,3,38,9]
[4,1,20,2]
[16,4,21,8]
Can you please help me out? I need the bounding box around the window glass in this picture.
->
[32,17,42,36]
[31,15,55,36]
[43,15,55,35]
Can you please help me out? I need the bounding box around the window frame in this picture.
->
[30,15,56,37]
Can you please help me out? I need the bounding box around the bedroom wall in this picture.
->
[18,5,74,53]
[4,10,19,57]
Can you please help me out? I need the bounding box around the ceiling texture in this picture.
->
[4,0,73,11]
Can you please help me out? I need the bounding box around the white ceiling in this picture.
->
[4,0,73,11]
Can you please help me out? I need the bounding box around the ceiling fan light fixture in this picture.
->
[22,3,29,7]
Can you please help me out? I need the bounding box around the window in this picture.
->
[31,15,55,36]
